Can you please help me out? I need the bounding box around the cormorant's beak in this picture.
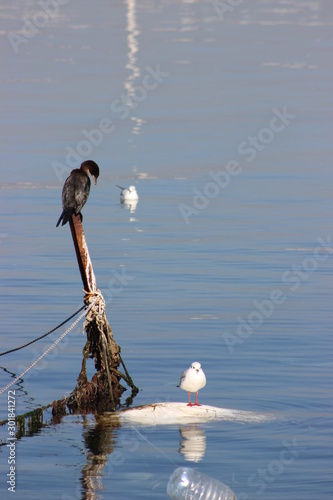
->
[93,176,98,185]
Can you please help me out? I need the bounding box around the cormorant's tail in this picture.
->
[56,209,73,227]
[56,212,63,227]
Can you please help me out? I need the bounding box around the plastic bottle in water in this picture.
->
[167,467,237,500]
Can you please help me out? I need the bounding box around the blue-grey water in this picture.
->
[1,0,332,499]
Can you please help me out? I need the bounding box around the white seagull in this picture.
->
[178,362,206,406]
[116,184,139,202]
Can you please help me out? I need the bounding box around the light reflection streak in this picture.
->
[125,0,143,135]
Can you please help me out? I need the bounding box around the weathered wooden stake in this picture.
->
[52,214,138,415]
[69,214,97,293]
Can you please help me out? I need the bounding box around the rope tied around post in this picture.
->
[83,289,105,335]
[70,287,138,412]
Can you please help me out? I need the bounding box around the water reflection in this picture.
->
[79,417,207,498]
[125,0,144,135]
[178,424,206,462]
[81,415,120,500]
[121,198,139,214]
[78,417,206,497]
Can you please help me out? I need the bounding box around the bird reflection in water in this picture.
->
[122,198,139,215]
[178,424,206,463]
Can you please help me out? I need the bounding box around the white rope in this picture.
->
[83,289,105,334]
[0,296,100,396]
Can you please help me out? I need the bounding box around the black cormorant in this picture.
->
[56,160,100,227]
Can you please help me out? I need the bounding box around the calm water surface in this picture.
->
[1,0,332,499]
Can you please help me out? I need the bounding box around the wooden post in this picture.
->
[69,214,97,293]
[51,213,138,415]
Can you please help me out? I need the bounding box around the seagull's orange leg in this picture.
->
[194,392,202,406]
[187,392,194,406]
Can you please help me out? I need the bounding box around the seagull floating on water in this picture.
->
[116,184,139,202]
[178,362,206,406]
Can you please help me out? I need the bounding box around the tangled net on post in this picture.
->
[52,290,138,416]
